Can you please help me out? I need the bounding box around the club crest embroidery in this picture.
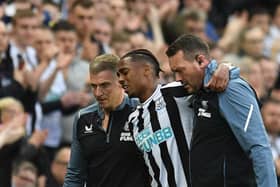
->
[198,100,211,118]
[155,97,166,111]
[201,100,208,109]
[84,124,93,133]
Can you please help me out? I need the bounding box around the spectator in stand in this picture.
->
[0,98,26,149]
[10,9,39,73]
[0,97,27,187]
[0,96,50,187]
[0,20,27,99]
[92,0,111,20]
[33,26,73,159]
[248,7,271,35]
[0,18,51,185]
[259,56,279,99]
[108,0,128,32]
[181,0,219,42]
[223,26,266,65]
[265,3,280,65]
[217,10,248,53]
[111,31,132,56]
[239,57,266,100]
[9,9,44,135]
[52,20,93,144]
[69,0,103,62]
[68,0,94,43]
[92,18,113,53]
[11,160,39,187]
[46,146,71,187]
[261,98,280,184]
[129,31,152,50]
[238,26,265,60]
[248,7,272,66]
[182,8,210,42]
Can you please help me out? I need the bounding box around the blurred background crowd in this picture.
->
[1,0,280,186]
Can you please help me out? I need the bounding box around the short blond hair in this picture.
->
[89,54,120,75]
[0,97,24,113]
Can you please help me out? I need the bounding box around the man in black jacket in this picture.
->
[64,54,149,187]
[166,34,277,187]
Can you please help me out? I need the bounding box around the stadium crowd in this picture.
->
[1,0,280,186]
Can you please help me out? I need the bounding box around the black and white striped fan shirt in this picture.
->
[127,82,194,187]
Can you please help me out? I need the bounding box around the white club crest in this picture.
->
[84,124,93,133]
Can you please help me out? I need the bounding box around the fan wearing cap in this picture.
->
[117,48,239,187]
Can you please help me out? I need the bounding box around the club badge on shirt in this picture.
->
[197,100,211,118]
[120,122,133,141]
[155,97,166,111]
[84,124,93,134]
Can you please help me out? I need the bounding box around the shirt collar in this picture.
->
[140,85,161,107]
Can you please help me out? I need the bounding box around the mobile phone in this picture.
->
[17,54,25,70]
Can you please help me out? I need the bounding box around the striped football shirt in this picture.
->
[127,82,194,187]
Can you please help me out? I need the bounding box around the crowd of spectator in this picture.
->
[1,0,280,186]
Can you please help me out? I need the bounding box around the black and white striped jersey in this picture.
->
[127,82,193,187]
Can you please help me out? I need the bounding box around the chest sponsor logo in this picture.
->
[135,127,173,152]
[197,108,211,118]
[84,124,93,134]
[120,132,134,141]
